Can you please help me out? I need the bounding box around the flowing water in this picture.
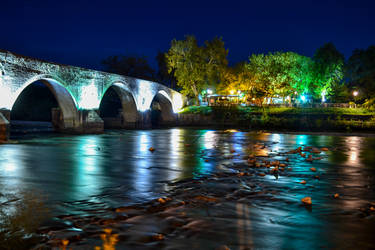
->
[1,129,375,249]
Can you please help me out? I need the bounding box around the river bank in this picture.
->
[177,106,375,132]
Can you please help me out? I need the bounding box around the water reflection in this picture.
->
[0,129,374,248]
[71,136,104,200]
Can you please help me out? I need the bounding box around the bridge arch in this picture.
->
[150,90,175,126]
[99,82,138,128]
[11,75,79,130]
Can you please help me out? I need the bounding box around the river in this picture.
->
[1,129,375,249]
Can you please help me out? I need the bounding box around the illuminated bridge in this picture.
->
[0,50,185,140]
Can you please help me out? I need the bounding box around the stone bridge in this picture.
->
[0,49,186,141]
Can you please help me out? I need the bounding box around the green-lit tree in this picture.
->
[166,35,228,105]
[311,42,345,100]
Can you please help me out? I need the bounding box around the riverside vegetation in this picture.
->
[178,106,375,132]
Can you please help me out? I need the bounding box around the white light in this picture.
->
[0,83,13,109]
[172,93,183,113]
[353,90,358,97]
[321,90,326,103]
[207,89,213,95]
[137,80,153,112]
[79,81,100,109]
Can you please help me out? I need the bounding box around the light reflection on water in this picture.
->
[0,129,375,248]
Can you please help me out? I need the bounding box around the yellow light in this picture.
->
[230,89,235,95]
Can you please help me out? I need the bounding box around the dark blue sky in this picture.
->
[1,0,374,70]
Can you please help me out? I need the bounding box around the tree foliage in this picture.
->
[346,45,375,99]
[166,35,228,104]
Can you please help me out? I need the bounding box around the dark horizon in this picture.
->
[1,0,374,71]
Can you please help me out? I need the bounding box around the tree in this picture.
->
[311,42,345,100]
[166,35,228,105]
[156,51,176,89]
[346,45,375,100]
[101,55,155,81]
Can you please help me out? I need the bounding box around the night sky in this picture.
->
[1,0,374,71]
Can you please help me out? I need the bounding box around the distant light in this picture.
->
[300,95,306,102]
[353,90,358,97]
[207,89,213,95]
[230,89,235,95]
[321,90,326,103]
[294,91,297,95]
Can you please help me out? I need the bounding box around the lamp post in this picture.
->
[353,90,358,108]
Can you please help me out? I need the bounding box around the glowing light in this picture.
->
[137,80,153,112]
[203,130,216,149]
[172,92,184,113]
[353,90,358,97]
[0,77,13,109]
[207,88,213,95]
[79,81,100,109]
[230,89,235,95]
[321,90,326,103]
[300,95,306,102]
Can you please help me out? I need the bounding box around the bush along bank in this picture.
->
[177,106,375,132]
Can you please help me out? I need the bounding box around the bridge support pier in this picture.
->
[138,110,152,128]
[0,110,10,142]
[52,109,104,134]
[78,110,104,133]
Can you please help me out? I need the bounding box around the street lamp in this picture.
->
[353,90,359,108]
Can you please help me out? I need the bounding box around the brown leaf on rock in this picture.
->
[301,197,312,205]
[310,167,317,172]
[300,180,306,184]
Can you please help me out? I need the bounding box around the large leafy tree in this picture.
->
[102,55,155,81]
[246,52,310,102]
[346,45,375,99]
[311,42,345,99]
[166,35,228,105]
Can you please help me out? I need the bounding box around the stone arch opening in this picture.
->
[99,83,138,128]
[10,78,78,134]
[150,91,175,127]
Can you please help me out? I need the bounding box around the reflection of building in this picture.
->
[207,94,241,106]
